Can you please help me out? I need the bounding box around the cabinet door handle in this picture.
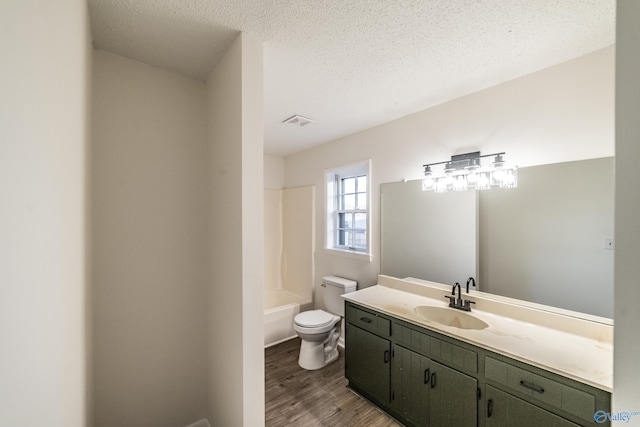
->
[359,317,372,323]
[520,380,545,394]
[487,399,493,418]
[384,350,389,363]
[423,368,430,385]
[430,372,436,389]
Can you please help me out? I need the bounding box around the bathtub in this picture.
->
[264,290,312,348]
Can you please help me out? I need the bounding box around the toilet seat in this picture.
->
[294,309,334,328]
[294,310,340,335]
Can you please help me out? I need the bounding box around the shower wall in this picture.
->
[264,186,315,301]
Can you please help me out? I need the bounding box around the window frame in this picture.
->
[325,160,372,262]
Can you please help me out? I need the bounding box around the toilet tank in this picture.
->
[321,276,357,316]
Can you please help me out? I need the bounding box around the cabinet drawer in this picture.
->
[485,357,596,424]
[346,303,391,337]
[394,321,477,374]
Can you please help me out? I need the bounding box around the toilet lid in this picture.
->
[295,310,334,328]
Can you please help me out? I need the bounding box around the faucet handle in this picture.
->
[463,299,476,311]
[444,295,456,307]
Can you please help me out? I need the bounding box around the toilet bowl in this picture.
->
[294,310,341,370]
[293,276,357,370]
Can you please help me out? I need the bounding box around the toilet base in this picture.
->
[297,339,339,370]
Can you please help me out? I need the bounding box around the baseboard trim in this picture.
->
[185,419,210,427]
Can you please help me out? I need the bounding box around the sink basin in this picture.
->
[415,306,489,330]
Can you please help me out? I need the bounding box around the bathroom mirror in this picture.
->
[381,157,614,319]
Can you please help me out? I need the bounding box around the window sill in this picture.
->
[324,248,372,262]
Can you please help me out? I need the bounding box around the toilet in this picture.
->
[293,276,357,370]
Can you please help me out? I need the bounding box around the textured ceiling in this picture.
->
[88,0,615,157]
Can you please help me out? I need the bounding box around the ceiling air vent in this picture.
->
[282,114,314,127]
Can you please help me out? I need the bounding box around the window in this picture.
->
[325,160,371,260]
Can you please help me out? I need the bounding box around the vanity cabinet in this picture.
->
[345,303,392,407]
[346,302,477,426]
[345,323,391,405]
[344,301,611,427]
[483,355,609,426]
[392,345,477,427]
[485,385,580,427]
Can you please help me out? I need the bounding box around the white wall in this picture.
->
[264,154,285,189]
[206,33,264,427]
[284,47,614,296]
[91,50,208,427]
[614,0,640,420]
[0,0,90,425]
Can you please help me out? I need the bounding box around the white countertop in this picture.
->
[343,277,613,392]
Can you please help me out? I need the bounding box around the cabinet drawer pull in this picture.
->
[359,317,372,323]
[430,372,436,389]
[487,399,493,418]
[384,350,389,363]
[424,368,430,385]
[520,380,545,394]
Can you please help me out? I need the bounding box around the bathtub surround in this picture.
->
[263,185,315,347]
[91,34,264,426]
[264,186,315,299]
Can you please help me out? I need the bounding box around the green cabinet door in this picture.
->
[429,359,477,427]
[391,345,477,427]
[345,323,391,406]
[391,345,431,425]
[485,385,581,427]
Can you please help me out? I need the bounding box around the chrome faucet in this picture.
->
[445,281,476,312]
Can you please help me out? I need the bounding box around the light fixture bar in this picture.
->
[421,151,516,192]
[422,151,505,169]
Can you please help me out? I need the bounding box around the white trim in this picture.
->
[185,419,211,427]
[324,247,372,262]
[324,159,372,258]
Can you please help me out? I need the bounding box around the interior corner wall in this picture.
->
[264,154,285,189]
[91,50,209,427]
[206,32,265,427]
[283,47,614,294]
[0,0,90,425]
[614,0,640,418]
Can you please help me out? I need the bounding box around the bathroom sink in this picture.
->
[414,306,489,330]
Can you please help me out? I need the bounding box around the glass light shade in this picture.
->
[491,155,505,186]
[453,174,468,191]
[435,177,448,193]
[476,171,491,190]
[465,164,479,187]
[499,167,518,188]
[422,172,434,191]
[443,169,454,187]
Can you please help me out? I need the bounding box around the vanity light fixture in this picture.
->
[422,151,517,192]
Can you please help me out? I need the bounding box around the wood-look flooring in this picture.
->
[265,338,402,427]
